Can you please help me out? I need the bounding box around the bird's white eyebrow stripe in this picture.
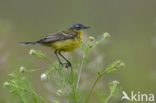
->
[75,24,79,27]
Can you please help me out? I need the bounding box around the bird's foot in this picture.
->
[65,62,71,68]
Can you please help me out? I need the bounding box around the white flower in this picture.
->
[41,73,47,80]
[3,81,10,87]
[56,90,62,96]
[29,49,36,55]
[103,32,110,39]
[20,66,26,73]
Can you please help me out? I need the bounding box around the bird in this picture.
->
[19,24,90,68]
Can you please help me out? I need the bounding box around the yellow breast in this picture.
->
[51,30,82,52]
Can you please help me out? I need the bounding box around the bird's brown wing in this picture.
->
[38,31,76,44]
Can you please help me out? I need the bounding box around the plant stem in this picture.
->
[84,71,106,103]
[43,57,52,64]
[105,94,111,103]
[76,57,85,91]
[72,86,77,103]
[10,84,47,103]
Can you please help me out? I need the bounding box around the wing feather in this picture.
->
[38,31,76,44]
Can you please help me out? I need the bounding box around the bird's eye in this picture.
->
[77,25,81,28]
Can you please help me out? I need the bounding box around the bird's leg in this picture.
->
[58,52,71,68]
[54,50,63,67]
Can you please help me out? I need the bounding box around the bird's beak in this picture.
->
[83,26,90,29]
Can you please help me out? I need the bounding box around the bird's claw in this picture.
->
[65,62,71,68]
[58,61,71,68]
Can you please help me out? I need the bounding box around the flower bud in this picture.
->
[89,36,95,42]
[120,62,125,69]
[20,66,26,73]
[103,32,110,39]
[3,82,10,87]
[89,44,93,48]
[8,74,15,79]
[95,41,100,45]
[29,49,37,55]
[56,89,62,96]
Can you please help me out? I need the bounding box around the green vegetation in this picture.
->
[4,33,124,103]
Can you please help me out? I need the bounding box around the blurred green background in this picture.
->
[0,0,156,102]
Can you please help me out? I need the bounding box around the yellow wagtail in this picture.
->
[20,24,90,67]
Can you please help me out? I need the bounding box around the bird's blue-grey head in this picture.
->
[71,24,90,30]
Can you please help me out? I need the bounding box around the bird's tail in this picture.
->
[18,41,40,45]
